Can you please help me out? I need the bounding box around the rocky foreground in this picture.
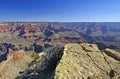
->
[54,43,120,79]
[0,50,33,79]
[0,43,120,79]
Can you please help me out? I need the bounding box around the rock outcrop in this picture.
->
[16,44,64,79]
[1,43,120,79]
[0,50,33,79]
[54,43,120,79]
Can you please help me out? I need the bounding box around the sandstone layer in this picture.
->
[1,43,120,79]
[0,50,33,79]
[54,43,120,79]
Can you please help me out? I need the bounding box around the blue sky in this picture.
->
[0,0,120,22]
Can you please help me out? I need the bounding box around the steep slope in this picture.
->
[0,50,33,79]
[54,43,120,79]
[15,43,120,79]
[16,44,64,79]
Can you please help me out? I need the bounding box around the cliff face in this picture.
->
[16,43,120,79]
[16,44,64,79]
[54,43,120,79]
[0,50,33,79]
[1,43,120,79]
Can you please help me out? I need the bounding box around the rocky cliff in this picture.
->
[0,50,33,79]
[15,43,120,79]
[54,43,120,79]
[15,44,64,79]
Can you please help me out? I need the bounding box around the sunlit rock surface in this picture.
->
[54,43,120,79]
[1,43,120,79]
[0,50,33,79]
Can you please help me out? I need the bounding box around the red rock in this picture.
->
[12,52,24,61]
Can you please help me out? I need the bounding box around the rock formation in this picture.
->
[15,43,120,79]
[0,50,33,79]
[15,44,64,79]
[0,22,120,51]
[54,43,120,79]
